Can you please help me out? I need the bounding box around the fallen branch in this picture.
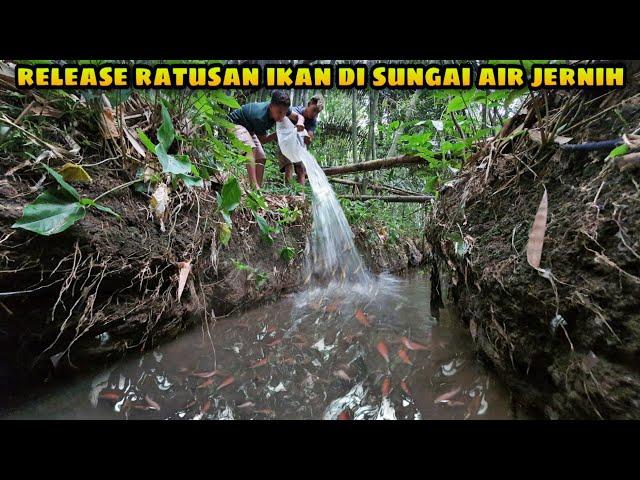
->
[329,177,422,196]
[339,195,433,203]
[323,155,430,176]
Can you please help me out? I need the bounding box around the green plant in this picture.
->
[216,176,242,225]
[12,164,120,236]
[276,205,302,224]
[137,104,203,188]
[253,212,279,245]
[231,259,268,288]
[280,246,296,263]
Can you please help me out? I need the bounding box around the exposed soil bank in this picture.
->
[426,68,640,419]
[1,162,426,407]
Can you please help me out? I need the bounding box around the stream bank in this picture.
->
[425,65,640,419]
[1,160,426,408]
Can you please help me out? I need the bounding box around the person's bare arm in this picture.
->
[257,132,277,144]
[304,131,314,145]
[288,111,306,132]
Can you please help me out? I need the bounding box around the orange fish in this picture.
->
[376,341,390,363]
[400,379,412,398]
[355,309,371,327]
[250,357,268,368]
[237,401,255,409]
[255,408,274,416]
[217,376,235,390]
[266,338,282,347]
[381,377,392,398]
[338,410,351,420]
[99,391,121,402]
[191,370,222,378]
[201,399,212,413]
[401,336,429,351]
[197,378,215,389]
[334,369,351,382]
[145,395,161,411]
[398,348,413,365]
[434,386,461,404]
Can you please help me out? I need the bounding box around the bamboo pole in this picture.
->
[323,155,430,176]
[339,195,433,203]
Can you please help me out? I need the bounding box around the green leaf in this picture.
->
[155,145,193,175]
[41,164,80,201]
[446,96,467,113]
[609,144,629,158]
[12,190,85,235]
[157,105,175,152]
[58,163,93,183]
[92,202,121,218]
[137,129,156,153]
[218,222,232,247]
[176,173,204,188]
[246,190,268,212]
[253,212,275,245]
[280,247,295,263]
[219,176,242,213]
[105,89,132,107]
[255,271,268,288]
[220,210,232,225]
[424,175,438,194]
[232,259,250,271]
[194,93,214,117]
[211,114,239,131]
[211,91,241,109]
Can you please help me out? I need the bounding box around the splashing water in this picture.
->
[277,118,371,287]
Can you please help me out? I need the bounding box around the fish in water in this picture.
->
[250,357,269,368]
[355,309,372,327]
[401,336,429,351]
[145,395,161,411]
[397,348,413,365]
[99,391,121,402]
[400,379,412,398]
[338,410,351,420]
[376,341,390,363]
[434,386,461,404]
[191,370,223,378]
[381,377,392,398]
[217,376,235,390]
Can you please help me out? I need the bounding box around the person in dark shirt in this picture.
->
[276,94,324,186]
[228,90,305,189]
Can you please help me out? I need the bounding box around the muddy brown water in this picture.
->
[1,270,524,420]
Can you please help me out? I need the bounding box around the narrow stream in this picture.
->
[1,270,519,420]
[1,119,522,420]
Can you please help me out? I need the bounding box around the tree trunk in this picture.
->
[387,90,421,158]
[351,89,358,163]
[339,195,433,203]
[323,155,429,176]
[329,177,421,196]
[367,89,377,161]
